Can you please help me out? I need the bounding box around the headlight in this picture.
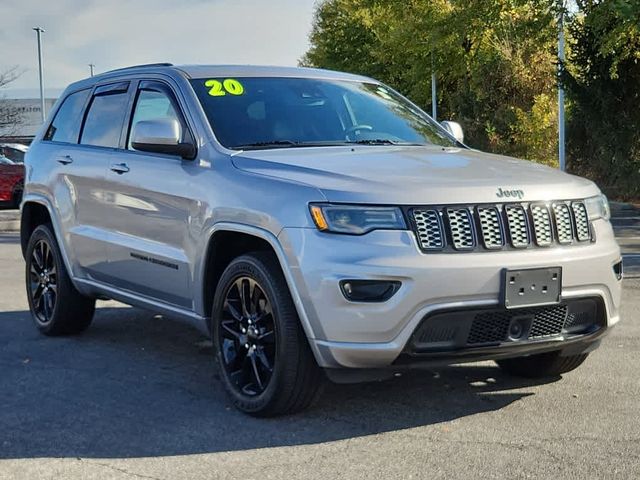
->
[309,204,407,234]
[584,194,610,221]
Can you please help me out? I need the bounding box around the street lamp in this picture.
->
[557,1,566,171]
[32,27,46,123]
[89,64,95,77]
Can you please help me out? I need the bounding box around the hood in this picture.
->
[231,145,599,204]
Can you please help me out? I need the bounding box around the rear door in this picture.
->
[100,80,198,309]
[37,84,131,281]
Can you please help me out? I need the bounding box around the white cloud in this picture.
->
[0,0,319,95]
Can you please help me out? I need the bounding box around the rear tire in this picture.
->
[25,224,95,335]
[497,351,589,378]
[212,251,323,416]
[12,184,23,209]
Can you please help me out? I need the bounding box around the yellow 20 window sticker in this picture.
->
[205,79,245,97]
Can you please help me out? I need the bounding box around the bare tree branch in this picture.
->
[0,66,26,136]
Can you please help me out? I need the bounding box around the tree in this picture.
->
[302,0,559,166]
[0,66,25,137]
[565,0,640,199]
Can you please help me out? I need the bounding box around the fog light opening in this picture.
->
[339,280,401,303]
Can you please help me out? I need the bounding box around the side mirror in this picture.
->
[441,120,464,144]
[131,118,196,159]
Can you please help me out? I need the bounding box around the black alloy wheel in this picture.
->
[218,276,276,396]
[28,238,58,324]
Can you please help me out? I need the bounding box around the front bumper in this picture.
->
[277,218,622,369]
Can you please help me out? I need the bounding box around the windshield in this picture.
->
[189,77,458,150]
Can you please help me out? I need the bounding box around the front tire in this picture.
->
[25,224,95,335]
[497,351,589,378]
[212,252,323,416]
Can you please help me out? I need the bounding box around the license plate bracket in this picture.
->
[502,267,562,309]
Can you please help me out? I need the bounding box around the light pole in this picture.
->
[33,27,46,123]
[89,64,95,77]
[557,1,566,171]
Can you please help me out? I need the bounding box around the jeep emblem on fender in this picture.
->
[496,187,524,199]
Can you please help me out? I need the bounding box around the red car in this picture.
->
[0,155,24,208]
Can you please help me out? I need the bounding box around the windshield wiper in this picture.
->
[232,140,299,150]
[348,139,428,146]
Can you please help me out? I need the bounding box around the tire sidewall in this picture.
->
[212,255,292,413]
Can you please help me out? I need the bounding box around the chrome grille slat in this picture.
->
[553,203,574,244]
[412,209,444,250]
[572,202,590,241]
[477,207,504,249]
[410,199,593,253]
[530,204,553,247]
[504,205,530,248]
[446,208,475,250]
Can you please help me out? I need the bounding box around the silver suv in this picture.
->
[22,64,623,416]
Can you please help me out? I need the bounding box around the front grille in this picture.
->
[467,305,568,345]
[446,208,475,250]
[413,209,444,250]
[530,204,553,246]
[477,207,504,249]
[553,203,574,244]
[572,202,590,241]
[409,200,592,253]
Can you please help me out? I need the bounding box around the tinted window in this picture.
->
[44,89,90,143]
[189,77,457,150]
[80,91,130,148]
[128,89,181,149]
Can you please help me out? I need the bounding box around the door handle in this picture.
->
[110,163,130,174]
[56,155,73,165]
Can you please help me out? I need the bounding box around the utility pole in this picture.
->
[89,64,95,77]
[431,51,437,121]
[557,1,566,171]
[33,27,46,123]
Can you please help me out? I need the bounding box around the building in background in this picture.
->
[0,98,57,144]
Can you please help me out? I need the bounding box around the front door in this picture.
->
[101,80,198,309]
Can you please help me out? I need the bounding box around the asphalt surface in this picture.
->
[0,232,638,479]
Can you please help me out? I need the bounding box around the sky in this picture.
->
[0,0,319,98]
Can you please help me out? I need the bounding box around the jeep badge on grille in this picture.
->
[496,187,524,199]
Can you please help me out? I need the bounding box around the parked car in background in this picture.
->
[0,154,25,208]
[0,143,29,164]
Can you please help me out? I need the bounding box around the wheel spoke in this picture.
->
[221,320,242,339]
[258,329,274,343]
[255,347,273,373]
[32,243,44,270]
[30,263,41,278]
[223,299,242,322]
[250,282,262,315]
[32,284,44,304]
[43,290,55,321]
[249,353,264,391]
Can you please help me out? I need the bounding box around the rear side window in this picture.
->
[80,84,130,148]
[44,89,90,143]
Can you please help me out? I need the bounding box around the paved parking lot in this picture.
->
[0,232,639,479]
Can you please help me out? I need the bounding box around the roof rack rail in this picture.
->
[101,63,174,75]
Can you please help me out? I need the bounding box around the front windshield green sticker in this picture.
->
[205,79,245,97]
